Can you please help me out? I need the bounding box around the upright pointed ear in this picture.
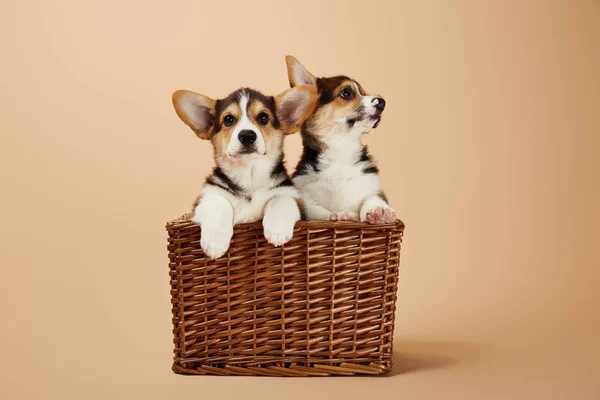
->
[274,85,318,134]
[286,55,317,88]
[172,90,216,140]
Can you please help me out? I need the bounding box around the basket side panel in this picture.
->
[167,224,184,368]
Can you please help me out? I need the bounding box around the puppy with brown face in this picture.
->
[172,86,317,259]
[286,56,396,224]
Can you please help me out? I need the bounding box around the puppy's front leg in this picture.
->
[191,193,234,259]
[359,194,396,224]
[263,195,300,247]
[300,197,333,220]
[302,199,357,221]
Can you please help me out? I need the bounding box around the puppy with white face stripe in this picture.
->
[172,86,317,259]
[286,56,396,224]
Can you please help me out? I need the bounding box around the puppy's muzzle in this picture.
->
[371,97,385,128]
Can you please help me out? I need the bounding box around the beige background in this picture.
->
[1,0,599,398]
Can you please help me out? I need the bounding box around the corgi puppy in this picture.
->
[285,56,396,224]
[172,85,317,259]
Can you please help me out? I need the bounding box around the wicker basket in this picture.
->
[166,213,404,376]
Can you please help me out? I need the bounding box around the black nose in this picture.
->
[238,130,257,145]
[373,97,386,111]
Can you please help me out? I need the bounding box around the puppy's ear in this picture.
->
[286,56,317,88]
[274,85,317,134]
[172,90,216,140]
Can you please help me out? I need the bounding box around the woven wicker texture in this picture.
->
[167,213,404,376]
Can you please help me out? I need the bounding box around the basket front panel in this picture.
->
[167,219,403,376]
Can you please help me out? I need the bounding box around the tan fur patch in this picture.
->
[248,100,284,154]
[307,80,364,136]
[211,102,240,159]
[355,81,367,96]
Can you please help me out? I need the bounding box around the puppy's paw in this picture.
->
[200,226,233,259]
[363,206,396,224]
[263,217,296,247]
[329,211,359,221]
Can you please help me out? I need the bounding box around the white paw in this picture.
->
[263,217,296,247]
[329,211,359,221]
[200,226,233,259]
[362,206,396,224]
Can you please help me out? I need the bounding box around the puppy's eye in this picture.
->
[257,112,269,125]
[339,87,355,100]
[223,115,236,127]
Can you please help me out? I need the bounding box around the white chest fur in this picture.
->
[229,186,295,224]
[203,156,299,225]
[294,153,382,213]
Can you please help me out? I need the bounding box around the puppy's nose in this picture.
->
[238,130,257,145]
[372,97,386,111]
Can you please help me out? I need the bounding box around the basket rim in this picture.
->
[166,212,405,231]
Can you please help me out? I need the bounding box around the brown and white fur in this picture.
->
[172,86,317,259]
[286,56,396,224]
